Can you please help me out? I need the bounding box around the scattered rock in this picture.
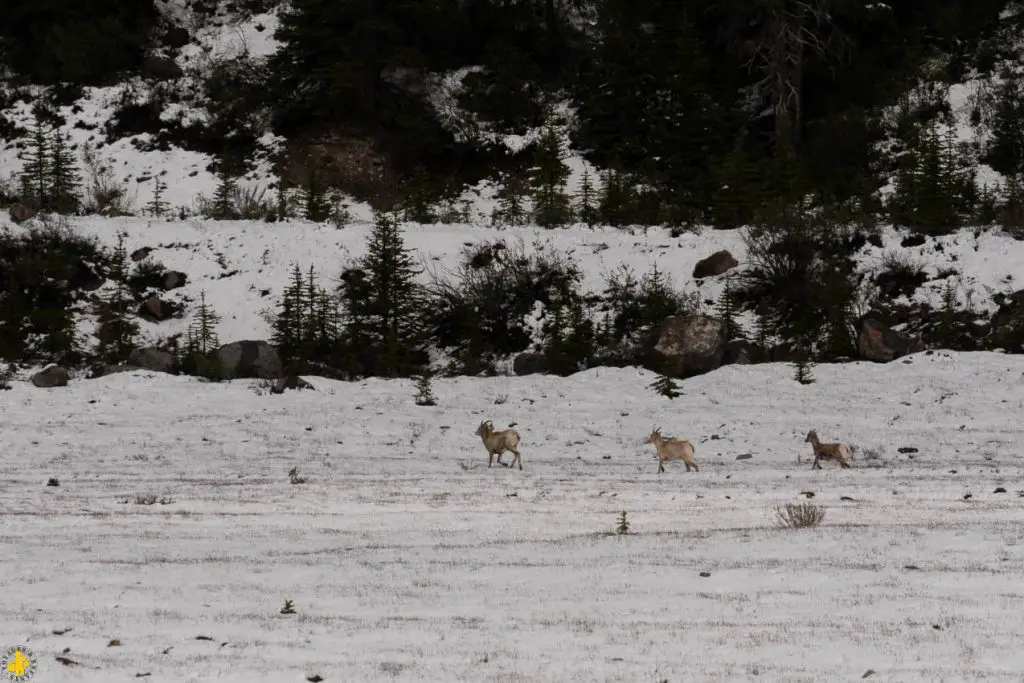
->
[900,233,927,247]
[856,318,924,363]
[162,26,191,48]
[215,340,283,379]
[130,247,154,262]
[55,656,79,666]
[137,296,181,322]
[512,351,547,376]
[862,669,876,679]
[307,676,324,683]
[141,56,183,80]
[8,202,36,223]
[46,477,59,487]
[898,447,919,454]
[735,453,752,461]
[129,347,177,374]
[904,565,920,570]
[650,314,726,378]
[800,491,815,498]
[994,487,1006,493]
[840,496,855,501]
[161,271,188,291]
[699,571,711,578]
[692,249,738,278]
[195,636,214,641]
[52,627,72,635]
[270,375,315,394]
[31,365,70,388]
[962,493,972,500]
[108,639,121,647]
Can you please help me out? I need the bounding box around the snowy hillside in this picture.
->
[3,212,1023,359]
[2,352,1023,681]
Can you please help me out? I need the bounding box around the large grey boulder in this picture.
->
[650,315,726,378]
[215,340,283,379]
[31,365,70,388]
[129,347,177,374]
[856,318,923,362]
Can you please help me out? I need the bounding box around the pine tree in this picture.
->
[890,123,977,235]
[211,165,236,220]
[345,210,428,377]
[302,169,331,222]
[529,125,572,228]
[493,174,529,226]
[414,370,437,406]
[649,372,682,399]
[95,231,139,363]
[271,264,307,366]
[182,291,221,378]
[575,168,599,227]
[717,277,744,342]
[146,178,169,217]
[598,168,632,227]
[19,113,51,210]
[49,131,81,214]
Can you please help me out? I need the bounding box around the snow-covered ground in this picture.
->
[2,352,1023,681]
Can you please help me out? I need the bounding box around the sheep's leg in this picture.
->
[812,455,821,470]
[837,454,850,469]
[691,461,699,472]
[658,461,665,474]
[495,451,505,466]
[511,449,522,470]
[489,452,494,468]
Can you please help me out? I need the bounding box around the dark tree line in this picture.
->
[2,0,1019,223]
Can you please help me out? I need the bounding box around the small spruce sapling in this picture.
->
[414,370,437,406]
[616,510,630,535]
[649,372,682,399]
[288,467,307,484]
[280,599,296,615]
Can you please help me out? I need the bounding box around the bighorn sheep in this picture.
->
[805,429,852,469]
[475,420,523,470]
[647,427,699,474]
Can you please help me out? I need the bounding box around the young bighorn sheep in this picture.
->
[805,429,852,469]
[647,427,699,474]
[475,420,523,470]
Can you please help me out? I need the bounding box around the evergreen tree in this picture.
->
[598,168,632,227]
[493,174,529,226]
[717,276,743,342]
[146,178,169,217]
[575,168,599,227]
[890,123,977,235]
[414,369,437,406]
[272,264,307,366]
[19,113,51,210]
[182,291,221,378]
[984,73,1024,177]
[344,211,428,377]
[529,125,572,228]
[302,169,331,222]
[49,130,81,214]
[95,231,138,363]
[649,372,682,399]
[211,165,236,220]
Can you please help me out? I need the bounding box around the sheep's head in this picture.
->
[475,420,493,438]
[647,426,662,444]
[805,430,817,443]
